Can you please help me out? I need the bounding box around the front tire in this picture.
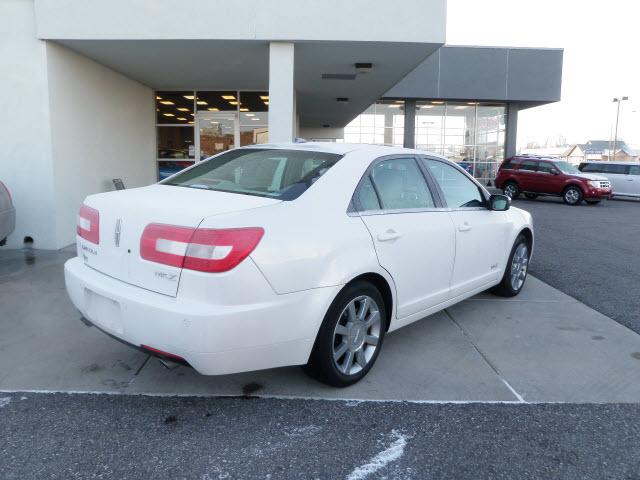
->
[524,193,538,200]
[503,181,520,199]
[492,234,530,297]
[563,185,583,205]
[305,281,386,387]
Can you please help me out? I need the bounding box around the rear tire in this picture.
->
[524,193,538,200]
[563,185,583,205]
[0,238,5,246]
[503,181,520,199]
[304,281,386,387]
[491,234,530,297]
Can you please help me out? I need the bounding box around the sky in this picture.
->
[446,0,640,149]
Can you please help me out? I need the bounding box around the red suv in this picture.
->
[495,156,612,205]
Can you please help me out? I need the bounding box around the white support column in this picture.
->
[268,42,296,143]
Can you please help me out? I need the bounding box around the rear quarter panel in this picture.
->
[196,150,387,295]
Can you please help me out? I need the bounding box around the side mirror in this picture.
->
[489,194,511,211]
[551,169,560,175]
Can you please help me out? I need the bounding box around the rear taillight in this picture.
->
[140,223,264,273]
[0,182,11,205]
[77,204,100,244]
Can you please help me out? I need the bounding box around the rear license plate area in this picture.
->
[84,289,124,335]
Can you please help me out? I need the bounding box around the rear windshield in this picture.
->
[162,148,342,200]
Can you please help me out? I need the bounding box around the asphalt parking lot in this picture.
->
[2,199,640,478]
[513,196,640,333]
[2,393,640,480]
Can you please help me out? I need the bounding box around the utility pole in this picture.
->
[611,96,629,161]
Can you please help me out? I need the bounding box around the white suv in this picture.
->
[579,162,640,198]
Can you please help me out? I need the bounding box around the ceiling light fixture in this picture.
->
[454,105,468,110]
[177,107,189,112]
[155,95,162,100]
[260,95,269,100]
[222,95,236,100]
[467,102,479,105]
[197,100,208,105]
[431,101,444,105]
[162,113,175,117]
[177,117,187,121]
[229,101,239,105]
[207,107,219,111]
[160,100,174,105]
[240,107,248,112]
[183,95,195,100]
[251,118,260,121]
[421,105,434,109]
[245,113,255,117]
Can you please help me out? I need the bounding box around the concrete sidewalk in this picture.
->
[2,247,640,403]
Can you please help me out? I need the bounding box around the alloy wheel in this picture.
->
[504,184,517,198]
[332,295,382,376]
[565,188,580,204]
[510,243,529,291]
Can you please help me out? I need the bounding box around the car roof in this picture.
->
[511,155,561,162]
[579,160,640,165]
[242,141,448,159]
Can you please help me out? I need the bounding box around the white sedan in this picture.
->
[65,143,533,387]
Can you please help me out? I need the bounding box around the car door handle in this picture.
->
[377,230,402,242]
[458,222,472,232]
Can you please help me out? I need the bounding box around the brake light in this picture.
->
[77,204,100,244]
[140,223,264,273]
[0,182,11,205]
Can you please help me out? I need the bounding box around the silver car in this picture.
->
[579,162,640,198]
[0,181,15,246]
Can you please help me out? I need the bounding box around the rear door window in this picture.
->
[519,160,538,172]
[629,165,640,176]
[369,158,435,210]
[353,176,381,211]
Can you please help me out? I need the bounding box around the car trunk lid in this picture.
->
[79,185,279,296]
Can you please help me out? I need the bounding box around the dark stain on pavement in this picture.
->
[242,382,263,397]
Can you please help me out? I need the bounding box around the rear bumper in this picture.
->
[64,257,339,375]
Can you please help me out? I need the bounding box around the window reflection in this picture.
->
[343,101,404,146]
[156,91,194,124]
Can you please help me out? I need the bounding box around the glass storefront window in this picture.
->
[342,100,506,182]
[156,91,195,124]
[157,126,194,159]
[342,102,404,146]
[239,92,269,146]
[196,91,238,112]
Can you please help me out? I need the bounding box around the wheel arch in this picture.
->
[344,272,395,332]
[518,226,534,253]
[563,182,584,194]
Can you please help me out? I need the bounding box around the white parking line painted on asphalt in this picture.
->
[0,397,11,408]
[0,389,535,404]
[346,430,410,480]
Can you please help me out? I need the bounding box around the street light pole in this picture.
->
[611,96,629,161]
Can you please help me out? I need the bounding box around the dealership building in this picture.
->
[1,0,563,250]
